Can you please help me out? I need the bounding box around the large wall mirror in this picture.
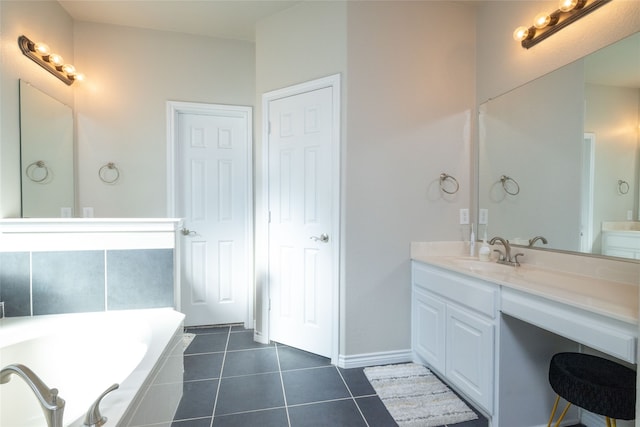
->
[478,32,640,260]
[19,80,74,218]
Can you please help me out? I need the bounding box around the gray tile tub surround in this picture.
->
[0,252,31,317]
[32,250,106,315]
[107,249,174,310]
[0,248,174,317]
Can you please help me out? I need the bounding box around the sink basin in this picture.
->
[436,257,513,275]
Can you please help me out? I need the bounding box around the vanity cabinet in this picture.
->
[411,261,498,414]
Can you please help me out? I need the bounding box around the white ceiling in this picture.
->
[58,0,301,42]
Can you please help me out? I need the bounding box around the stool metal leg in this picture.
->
[606,417,617,427]
[547,394,572,427]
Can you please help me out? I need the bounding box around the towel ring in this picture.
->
[26,160,50,183]
[618,180,629,195]
[439,173,459,195]
[500,175,520,196]
[99,162,120,184]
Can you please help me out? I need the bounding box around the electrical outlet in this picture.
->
[459,208,469,225]
[479,209,489,225]
[83,207,94,218]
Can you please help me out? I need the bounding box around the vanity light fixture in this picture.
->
[513,0,611,49]
[18,35,85,85]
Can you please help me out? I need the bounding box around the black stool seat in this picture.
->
[549,352,636,420]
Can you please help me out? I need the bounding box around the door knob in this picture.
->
[181,228,196,236]
[310,233,329,243]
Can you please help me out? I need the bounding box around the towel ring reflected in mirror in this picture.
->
[26,160,50,183]
[500,175,520,196]
[99,162,120,184]
[439,173,459,195]
[618,180,629,195]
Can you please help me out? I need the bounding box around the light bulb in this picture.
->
[72,73,85,82]
[33,42,50,56]
[559,0,578,11]
[48,53,64,66]
[534,12,552,29]
[62,64,76,74]
[559,0,586,12]
[513,26,531,42]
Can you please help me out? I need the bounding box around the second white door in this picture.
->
[267,83,338,358]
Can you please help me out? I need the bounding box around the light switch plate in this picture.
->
[459,208,469,225]
[479,209,489,225]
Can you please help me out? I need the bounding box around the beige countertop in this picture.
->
[411,242,639,325]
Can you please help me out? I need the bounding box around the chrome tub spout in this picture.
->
[0,363,65,427]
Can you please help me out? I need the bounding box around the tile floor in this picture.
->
[171,325,488,427]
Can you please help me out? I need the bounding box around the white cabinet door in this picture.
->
[412,288,446,374]
[446,304,494,412]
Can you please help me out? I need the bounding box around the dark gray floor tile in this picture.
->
[356,396,397,427]
[215,372,285,416]
[174,380,218,420]
[212,408,289,426]
[222,348,279,377]
[282,366,350,405]
[226,330,273,351]
[187,326,231,335]
[172,417,212,427]
[339,367,376,397]
[277,345,331,371]
[230,324,250,332]
[289,399,367,427]
[184,352,224,381]
[185,333,229,354]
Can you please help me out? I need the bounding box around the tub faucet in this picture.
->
[528,236,548,247]
[0,363,65,427]
[489,236,524,266]
[83,383,119,427]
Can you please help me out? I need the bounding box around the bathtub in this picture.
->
[0,308,185,427]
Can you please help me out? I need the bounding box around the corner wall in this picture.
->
[343,1,476,358]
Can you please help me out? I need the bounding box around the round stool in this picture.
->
[547,352,636,427]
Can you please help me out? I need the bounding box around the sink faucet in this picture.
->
[0,364,65,427]
[489,236,524,266]
[528,236,548,247]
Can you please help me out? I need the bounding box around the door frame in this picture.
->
[260,74,341,364]
[166,101,254,327]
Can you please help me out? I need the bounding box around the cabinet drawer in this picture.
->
[412,262,498,318]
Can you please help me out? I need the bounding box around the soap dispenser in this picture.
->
[479,226,491,262]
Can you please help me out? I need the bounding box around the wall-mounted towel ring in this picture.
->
[500,175,520,196]
[439,173,459,194]
[99,162,120,184]
[26,160,50,183]
[618,179,629,195]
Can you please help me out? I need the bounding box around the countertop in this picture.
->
[411,242,639,325]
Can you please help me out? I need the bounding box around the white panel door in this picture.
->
[268,86,335,357]
[177,108,251,327]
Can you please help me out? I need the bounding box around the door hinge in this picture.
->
[268,120,271,135]
[268,298,271,311]
[268,211,272,223]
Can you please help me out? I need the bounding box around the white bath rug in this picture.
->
[363,363,478,427]
[182,332,195,351]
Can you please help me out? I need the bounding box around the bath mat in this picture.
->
[363,363,478,427]
[182,333,195,351]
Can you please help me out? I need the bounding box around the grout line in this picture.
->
[274,343,292,427]
[210,325,232,427]
[336,367,371,427]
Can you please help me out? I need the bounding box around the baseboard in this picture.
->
[337,349,413,369]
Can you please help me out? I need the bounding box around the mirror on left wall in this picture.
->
[19,80,75,218]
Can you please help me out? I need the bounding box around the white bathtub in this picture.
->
[0,308,185,427]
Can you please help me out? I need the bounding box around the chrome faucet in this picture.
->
[0,364,65,427]
[83,383,119,427]
[528,236,548,247]
[489,236,524,266]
